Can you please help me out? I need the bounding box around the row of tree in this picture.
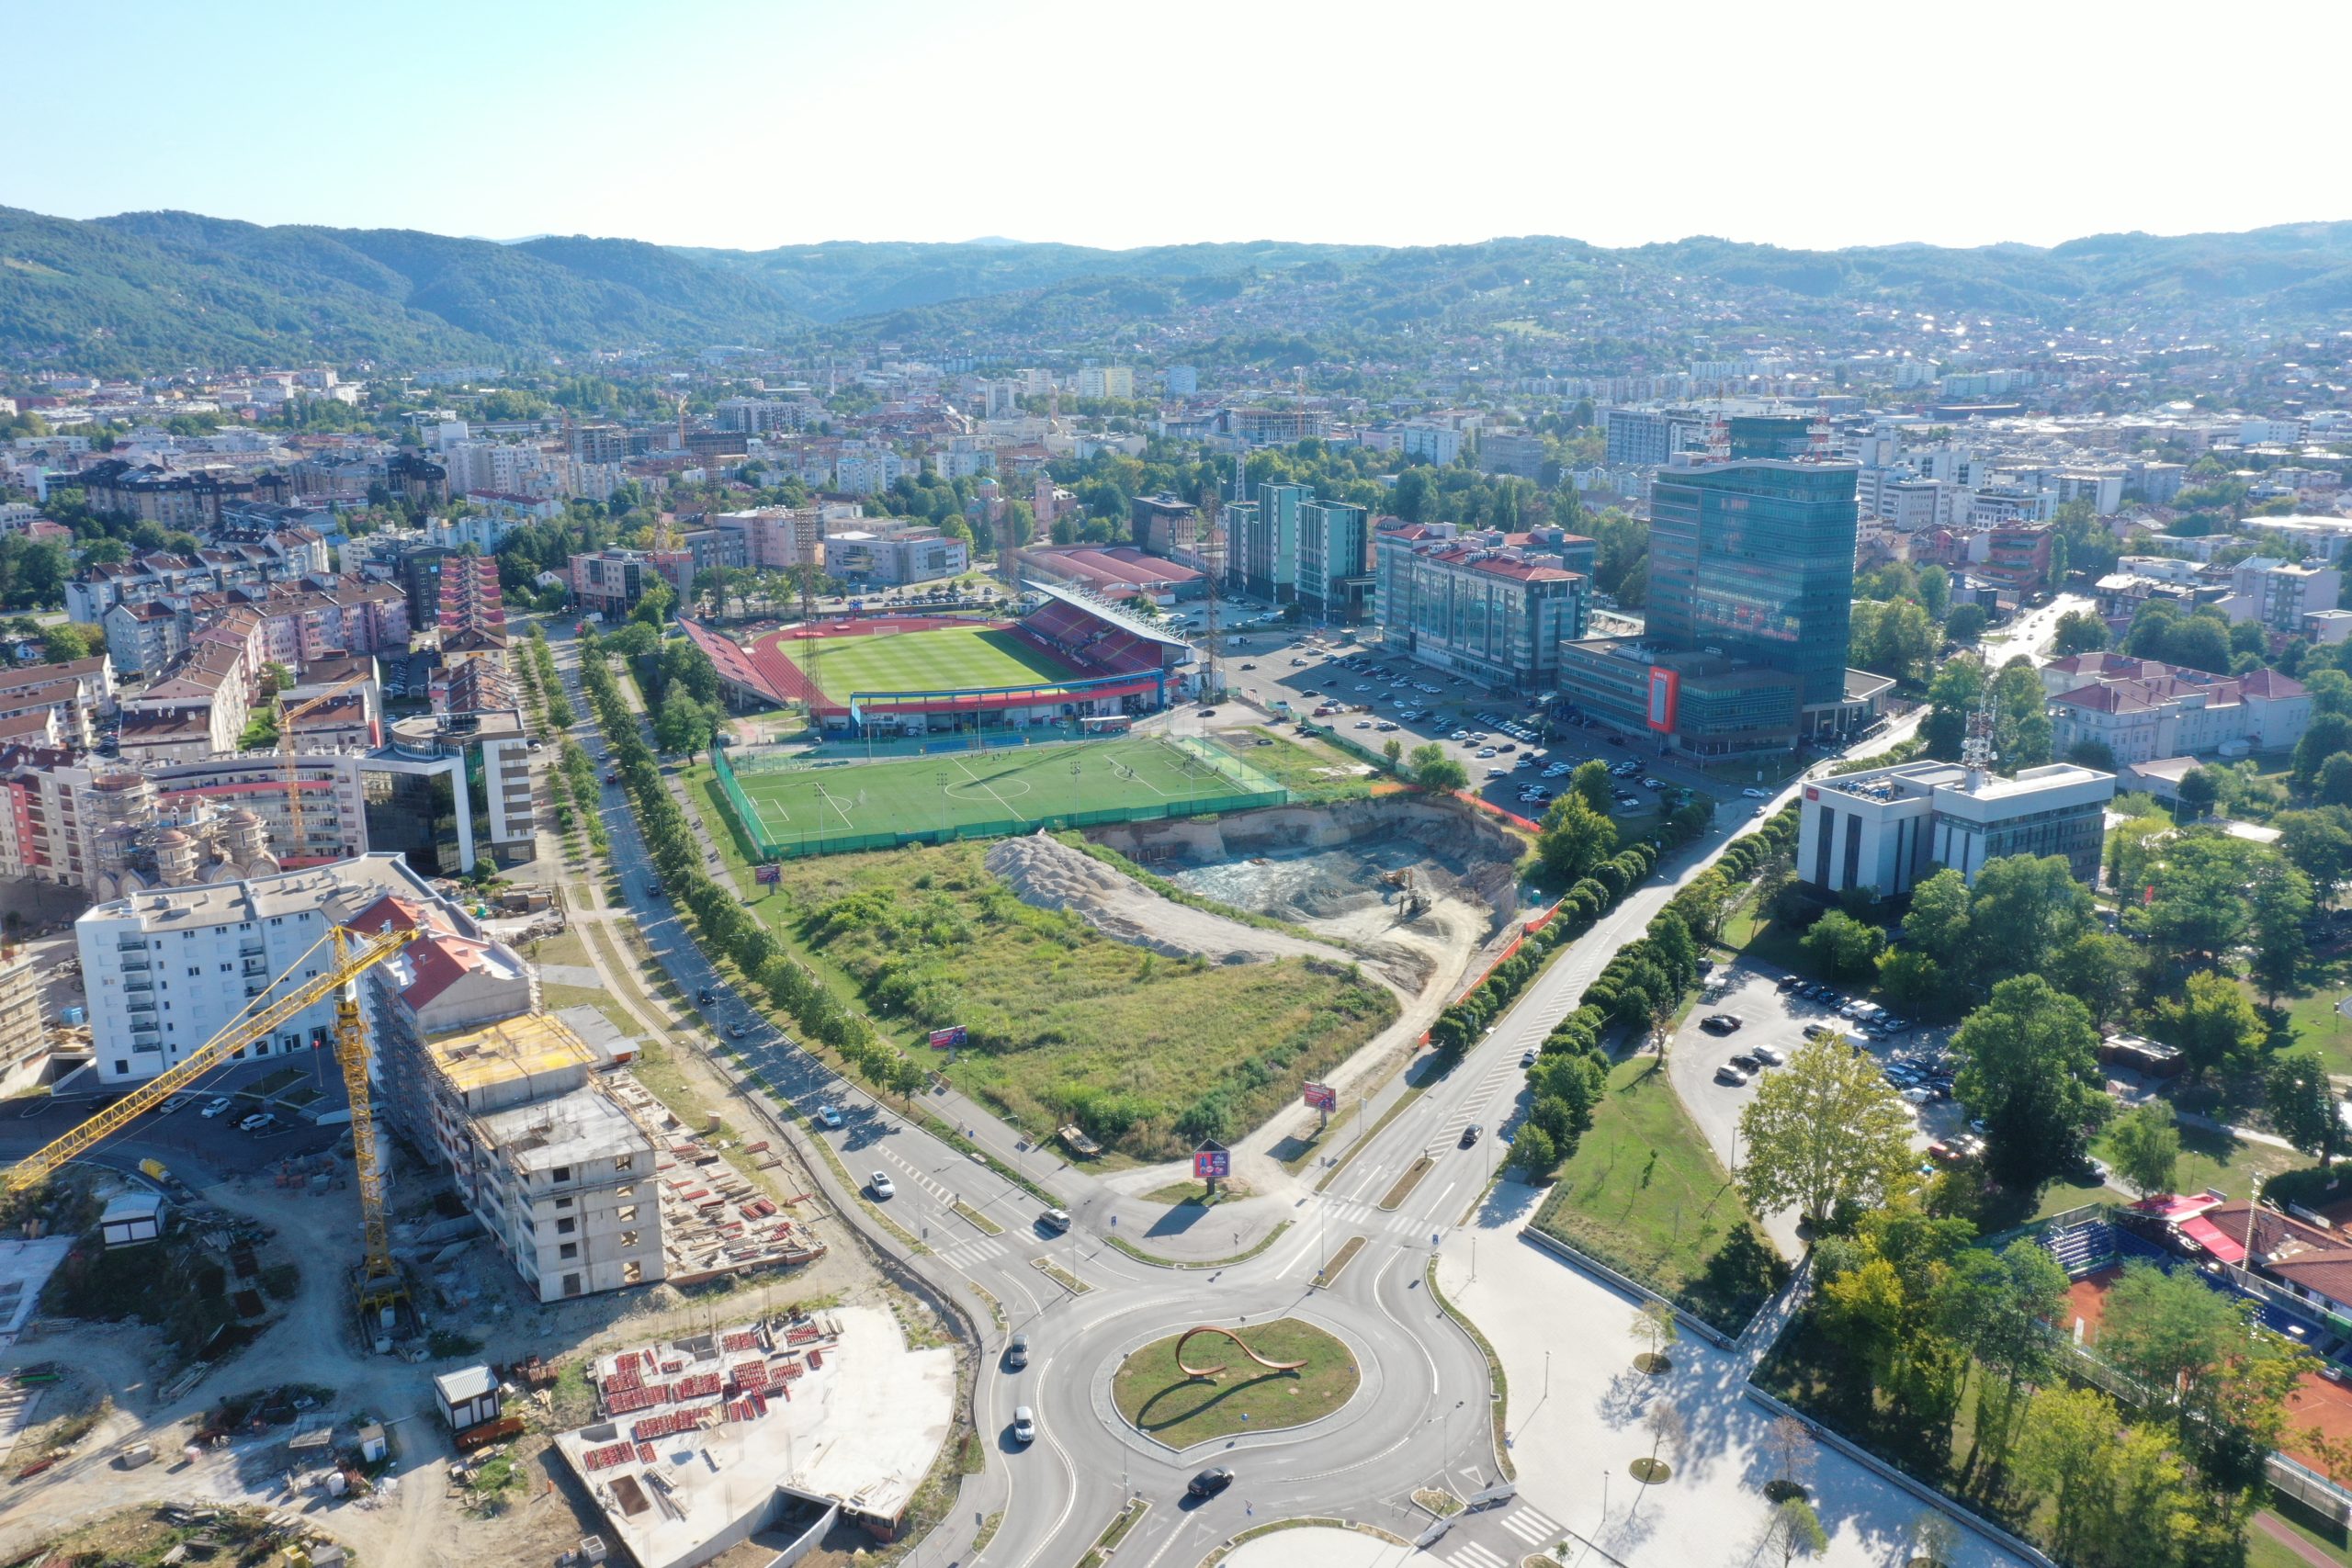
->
[574,628,930,1107]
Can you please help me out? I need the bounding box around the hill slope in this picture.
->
[5,206,2351,374]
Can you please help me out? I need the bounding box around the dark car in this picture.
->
[1188,1466,1236,1498]
[1700,1014,1743,1034]
[1729,1052,1764,1072]
[1459,1123,1484,1148]
[1775,975,1803,991]
[1006,1333,1030,1371]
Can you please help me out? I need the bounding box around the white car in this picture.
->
[870,1172,897,1199]
[201,1097,232,1118]
[1742,786,1771,799]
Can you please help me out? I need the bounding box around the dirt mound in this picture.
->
[984,832,1356,968]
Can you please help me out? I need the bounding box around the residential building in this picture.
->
[1077,367,1134,400]
[1795,759,2115,898]
[0,657,112,750]
[1476,430,1548,482]
[77,852,484,1085]
[1297,499,1374,622]
[2226,558,2342,632]
[103,600,187,677]
[120,642,251,759]
[1238,483,1309,601]
[569,547,692,615]
[712,506,826,571]
[1374,522,1590,694]
[0,950,49,1091]
[2041,655,2310,764]
[1602,408,1703,468]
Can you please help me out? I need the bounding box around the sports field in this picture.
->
[775,624,1075,702]
[722,737,1281,856]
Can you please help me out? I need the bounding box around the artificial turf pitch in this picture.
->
[729,738,1258,852]
[774,624,1077,703]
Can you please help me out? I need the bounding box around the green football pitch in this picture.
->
[726,738,1278,854]
[773,624,1077,703]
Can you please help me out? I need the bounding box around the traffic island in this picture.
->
[1379,1156,1432,1210]
[1113,1318,1359,1447]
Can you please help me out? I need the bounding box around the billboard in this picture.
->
[1193,1141,1230,1181]
[754,863,782,886]
[927,1024,968,1049]
[1302,1082,1338,1111]
[1645,665,1679,733]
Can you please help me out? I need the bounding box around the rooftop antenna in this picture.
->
[1962,690,1997,790]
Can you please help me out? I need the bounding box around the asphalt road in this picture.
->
[548,626,1952,1567]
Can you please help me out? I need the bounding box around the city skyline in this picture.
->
[9,0,2349,254]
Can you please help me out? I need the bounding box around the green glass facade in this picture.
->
[1645,459,1858,705]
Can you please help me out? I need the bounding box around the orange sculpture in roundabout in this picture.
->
[1173,1325,1311,1381]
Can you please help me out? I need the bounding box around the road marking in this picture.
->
[1498,1505,1559,1543]
[1444,1542,1508,1568]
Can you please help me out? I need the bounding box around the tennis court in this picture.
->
[717,736,1286,857]
[770,623,1075,705]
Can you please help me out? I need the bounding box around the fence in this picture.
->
[710,748,783,859]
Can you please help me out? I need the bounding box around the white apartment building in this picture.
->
[2226,558,2342,632]
[76,852,481,1085]
[2041,654,2312,765]
[1077,366,1133,400]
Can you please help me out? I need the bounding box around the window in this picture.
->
[616,1205,637,1224]
[553,1196,573,1210]
[623,1261,643,1284]
[559,1242,578,1260]
[616,1184,635,1200]
[562,1273,582,1296]
[187,966,199,977]
[614,1155,633,1172]
[556,1217,575,1235]
[220,963,232,973]
[113,1060,128,1075]
[619,1231,639,1248]
[552,1166,572,1184]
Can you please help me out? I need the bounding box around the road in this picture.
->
[550,626,2027,1568]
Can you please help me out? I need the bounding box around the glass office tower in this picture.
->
[1645,459,1859,706]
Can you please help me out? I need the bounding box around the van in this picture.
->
[1038,1208,1071,1234]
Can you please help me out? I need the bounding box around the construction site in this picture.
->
[0,876,931,1568]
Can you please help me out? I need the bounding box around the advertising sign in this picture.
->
[1645,665,1680,733]
[928,1024,968,1049]
[1193,1141,1230,1181]
[1302,1083,1338,1111]
[754,863,782,886]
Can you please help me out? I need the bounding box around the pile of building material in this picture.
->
[602,1075,825,1283]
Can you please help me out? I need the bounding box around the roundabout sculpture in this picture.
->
[1173,1324,1312,1381]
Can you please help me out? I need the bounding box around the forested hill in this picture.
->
[6,204,2352,375]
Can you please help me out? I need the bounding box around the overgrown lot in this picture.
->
[766,841,1396,1157]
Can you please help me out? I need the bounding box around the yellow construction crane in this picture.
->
[4,923,421,1317]
[275,671,372,861]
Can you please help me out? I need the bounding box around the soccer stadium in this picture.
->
[683,581,1193,739]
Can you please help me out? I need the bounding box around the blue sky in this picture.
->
[8,0,2346,254]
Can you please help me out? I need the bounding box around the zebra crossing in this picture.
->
[1320,1195,1444,1239]
[932,1232,1011,1269]
[1441,1540,1508,1568]
[1494,1502,1561,1548]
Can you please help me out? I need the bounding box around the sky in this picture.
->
[9,0,2348,256]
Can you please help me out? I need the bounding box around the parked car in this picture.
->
[1729,1052,1764,1072]
[201,1097,232,1119]
[1749,1043,1785,1066]
[1700,1014,1743,1034]
[1714,1062,1751,1087]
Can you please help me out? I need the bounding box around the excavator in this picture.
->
[3,923,422,1333]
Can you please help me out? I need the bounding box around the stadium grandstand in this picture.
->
[714,587,1195,739]
[1016,544,1204,604]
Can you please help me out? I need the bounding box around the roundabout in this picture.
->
[1111,1317,1360,1446]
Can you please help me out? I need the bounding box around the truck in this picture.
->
[138,1158,170,1185]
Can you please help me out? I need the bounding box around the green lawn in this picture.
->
[757,841,1398,1159]
[724,736,1281,855]
[2274,938,2352,1077]
[1230,728,1374,802]
[1111,1317,1359,1444]
[770,623,1073,704]
[1530,1056,1788,1333]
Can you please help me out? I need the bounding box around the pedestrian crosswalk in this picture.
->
[1442,1540,1508,1568]
[1495,1503,1560,1547]
[933,1233,1009,1269]
[1319,1196,1439,1239]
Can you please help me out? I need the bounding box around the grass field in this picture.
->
[772,624,1075,704]
[1111,1317,1359,1445]
[1530,1056,1788,1333]
[756,841,1398,1158]
[727,737,1268,853]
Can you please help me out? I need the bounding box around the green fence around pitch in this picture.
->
[711,739,1289,863]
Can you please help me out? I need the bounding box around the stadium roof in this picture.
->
[679,617,789,706]
[1022,579,1193,652]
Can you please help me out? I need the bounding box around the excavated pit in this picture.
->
[1085,796,1523,993]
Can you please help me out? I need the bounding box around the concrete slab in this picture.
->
[0,1235,72,1348]
[1443,1200,2028,1567]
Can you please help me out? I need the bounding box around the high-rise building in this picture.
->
[1374,523,1591,693]
[1297,499,1374,622]
[1237,483,1310,601]
[1644,457,1859,708]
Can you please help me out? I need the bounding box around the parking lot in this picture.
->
[1200,615,1778,822]
[1665,959,1965,1247]
[8,1053,351,1180]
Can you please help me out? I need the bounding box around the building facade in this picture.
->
[1373,525,1589,693]
[1796,760,2115,898]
